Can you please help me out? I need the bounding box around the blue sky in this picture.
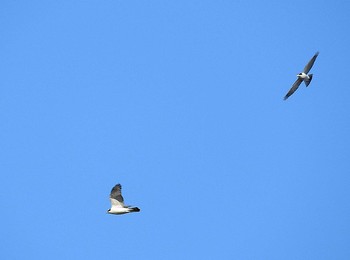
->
[1,1,350,259]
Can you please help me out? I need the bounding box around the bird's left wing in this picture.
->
[284,78,303,100]
[110,184,125,208]
[303,52,319,74]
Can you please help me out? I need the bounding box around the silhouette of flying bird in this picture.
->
[107,184,140,215]
[284,52,319,100]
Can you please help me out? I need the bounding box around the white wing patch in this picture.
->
[110,198,124,208]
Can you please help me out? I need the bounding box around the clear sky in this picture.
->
[1,1,350,259]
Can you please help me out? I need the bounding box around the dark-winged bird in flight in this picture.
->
[284,52,319,100]
[107,184,140,215]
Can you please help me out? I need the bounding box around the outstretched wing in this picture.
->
[303,52,319,74]
[110,184,125,208]
[284,78,303,100]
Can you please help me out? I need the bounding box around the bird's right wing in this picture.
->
[284,78,303,100]
[303,52,319,74]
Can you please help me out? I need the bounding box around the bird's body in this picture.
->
[297,72,308,80]
[108,206,139,215]
[107,184,140,215]
[284,52,319,100]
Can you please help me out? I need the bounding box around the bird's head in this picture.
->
[107,209,111,214]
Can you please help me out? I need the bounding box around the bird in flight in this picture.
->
[284,52,319,100]
[107,183,140,215]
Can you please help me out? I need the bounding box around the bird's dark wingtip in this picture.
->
[131,207,140,212]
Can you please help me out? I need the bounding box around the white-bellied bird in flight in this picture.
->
[284,52,319,100]
[107,184,140,215]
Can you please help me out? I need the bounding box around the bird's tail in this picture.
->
[129,207,140,212]
[304,74,313,87]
